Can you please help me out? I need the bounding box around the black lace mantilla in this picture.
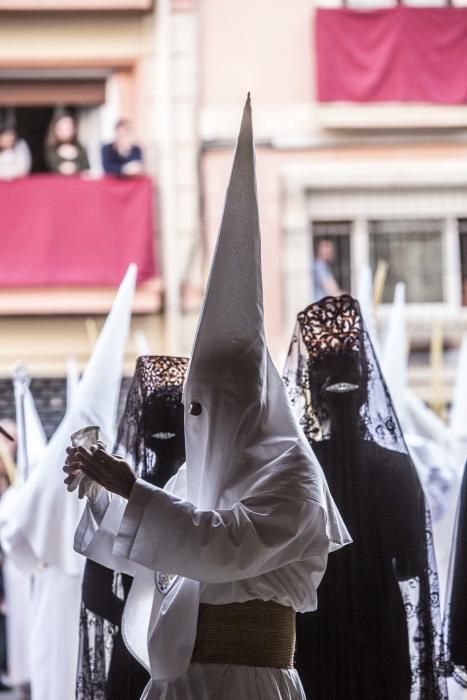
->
[284,295,447,700]
[297,294,362,360]
[76,589,119,699]
[115,355,188,481]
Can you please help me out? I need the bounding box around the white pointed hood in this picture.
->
[183,95,349,528]
[134,330,151,357]
[356,265,379,349]
[2,265,136,575]
[66,357,80,409]
[183,94,265,510]
[450,333,467,438]
[448,333,467,473]
[143,96,350,684]
[13,366,47,483]
[381,282,408,423]
[0,368,47,527]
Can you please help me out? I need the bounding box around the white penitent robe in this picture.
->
[2,557,31,686]
[29,566,82,700]
[0,486,31,686]
[2,484,85,700]
[75,465,335,700]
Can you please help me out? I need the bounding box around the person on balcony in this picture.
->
[0,126,31,180]
[312,239,343,301]
[44,114,89,176]
[102,119,144,177]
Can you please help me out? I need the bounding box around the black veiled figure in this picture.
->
[76,356,188,700]
[444,461,467,688]
[283,295,446,700]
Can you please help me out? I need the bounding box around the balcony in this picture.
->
[0,175,159,315]
[315,5,467,129]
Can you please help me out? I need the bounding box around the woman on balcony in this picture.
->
[45,114,89,176]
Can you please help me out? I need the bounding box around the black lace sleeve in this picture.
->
[374,447,426,582]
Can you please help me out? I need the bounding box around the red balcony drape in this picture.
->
[316,6,467,104]
[0,175,157,287]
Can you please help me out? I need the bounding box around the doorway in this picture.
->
[15,107,54,173]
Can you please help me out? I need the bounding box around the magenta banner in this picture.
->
[0,175,157,287]
[316,6,467,104]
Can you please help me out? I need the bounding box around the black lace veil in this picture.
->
[443,461,467,688]
[114,355,188,484]
[76,355,188,700]
[283,295,447,700]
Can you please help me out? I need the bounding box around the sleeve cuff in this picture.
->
[112,479,157,560]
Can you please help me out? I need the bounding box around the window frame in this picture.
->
[368,218,445,305]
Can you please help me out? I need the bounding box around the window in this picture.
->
[312,220,352,294]
[1,70,108,172]
[369,219,443,303]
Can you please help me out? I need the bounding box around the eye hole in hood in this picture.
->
[189,402,202,416]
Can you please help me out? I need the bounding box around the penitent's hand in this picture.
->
[64,445,136,500]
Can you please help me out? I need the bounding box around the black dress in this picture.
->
[296,439,425,700]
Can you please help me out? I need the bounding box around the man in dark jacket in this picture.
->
[102,119,144,177]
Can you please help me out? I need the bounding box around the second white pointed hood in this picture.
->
[66,357,80,409]
[356,265,379,348]
[0,370,47,531]
[13,366,47,485]
[2,265,137,575]
[381,282,408,423]
[451,333,467,438]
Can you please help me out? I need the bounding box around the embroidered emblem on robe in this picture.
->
[155,571,178,594]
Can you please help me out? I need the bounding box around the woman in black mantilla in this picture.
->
[283,295,446,700]
[76,356,188,700]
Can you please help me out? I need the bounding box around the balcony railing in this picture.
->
[0,175,157,290]
[316,6,467,104]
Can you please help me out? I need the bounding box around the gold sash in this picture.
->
[191,600,296,669]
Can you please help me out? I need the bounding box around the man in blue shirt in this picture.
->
[102,119,144,177]
[312,238,343,300]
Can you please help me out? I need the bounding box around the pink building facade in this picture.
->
[199,0,467,402]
